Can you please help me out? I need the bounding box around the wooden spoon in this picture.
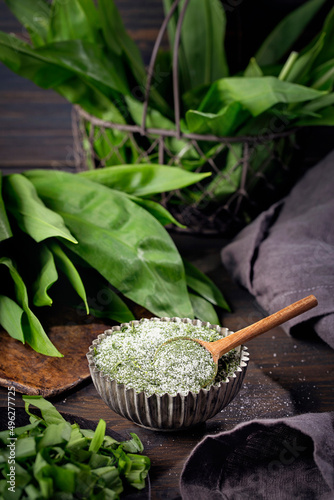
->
[196,294,318,363]
[154,295,318,389]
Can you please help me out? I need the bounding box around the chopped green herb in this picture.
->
[0,396,150,499]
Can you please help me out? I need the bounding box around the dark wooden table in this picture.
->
[1,234,333,499]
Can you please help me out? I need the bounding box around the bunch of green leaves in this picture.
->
[1,0,333,207]
[0,395,150,499]
[0,166,230,357]
[0,0,170,122]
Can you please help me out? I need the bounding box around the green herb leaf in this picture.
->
[163,0,228,92]
[0,258,62,357]
[309,58,334,90]
[60,80,126,123]
[47,0,99,44]
[98,0,170,116]
[0,172,12,242]
[23,395,66,425]
[97,0,143,79]
[79,164,211,197]
[0,294,25,342]
[25,170,194,319]
[0,31,74,89]
[189,292,220,325]
[89,420,106,453]
[37,422,72,450]
[5,0,51,47]
[129,196,185,228]
[183,259,230,311]
[206,143,243,201]
[15,436,36,460]
[285,32,326,83]
[3,174,77,244]
[125,454,150,490]
[312,7,334,68]
[244,57,264,77]
[47,240,89,315]
[73,265,135,323]
[301,91,334,112]
[186,102,248,136]
[36,40,129,96]
[199,76,324,117]
[295,105,334,125]
[120,433,144,454]
[88,297,135,324]
[32,244,58,307]
[125,95,175,130]
[255,0,328,66]
[0,32,129,96]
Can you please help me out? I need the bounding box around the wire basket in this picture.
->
[72,0,300,236]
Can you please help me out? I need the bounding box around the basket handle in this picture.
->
[141,0,189,139]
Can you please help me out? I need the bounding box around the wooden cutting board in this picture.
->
[0,304,152,397]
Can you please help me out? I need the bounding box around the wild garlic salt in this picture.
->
[93,319,240,396]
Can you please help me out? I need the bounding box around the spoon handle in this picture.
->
[213,294,318,358]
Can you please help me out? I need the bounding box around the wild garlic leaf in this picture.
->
[32,244,58,308]
[47,240,89,315]
[76,270,135,323]
[98,0,170,116]
[128,196,185,228]
[295,105,334,125]
[244,58,264,78]
[301,92,334,112]
[0,31,74,89]
[36,40,129,96]
[0,294,25,342]
[0,172,12,242]
[255,0,328,66]
[25,170,194,319]
[198,77,324,117]
[120,433,144,453]
[186,102,248,136]
[163,0,228,92]
[206,143,243,201]
[4,0,51,47]
[88,420,106,453]
[47,0,99,44]
[183,258,230,311]
[0,257,62,357]
[285,32,326,84]
[0,32,129,96]
[312,7,334,68]
[309,59,334,90]
[79,164,211,197]
[98,0,144,80]
[3,174,77,244]
[23,395,67,425]
[189,292,220,326]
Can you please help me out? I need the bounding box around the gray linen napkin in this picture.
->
[180,412,334,500]
[221,150,334,349]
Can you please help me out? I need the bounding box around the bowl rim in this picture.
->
[86,316,250,399]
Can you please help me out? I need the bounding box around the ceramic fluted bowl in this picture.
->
[86,317,249,431]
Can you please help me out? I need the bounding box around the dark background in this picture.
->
[0,0,332,172]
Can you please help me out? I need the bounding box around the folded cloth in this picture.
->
[180,412,334,500]
[221,150,334,349]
